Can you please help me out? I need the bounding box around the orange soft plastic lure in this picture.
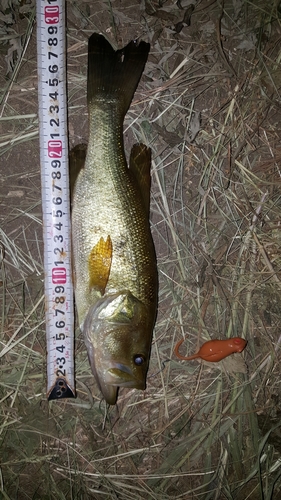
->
[174,337,247,362]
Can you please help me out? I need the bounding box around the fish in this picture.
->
[174,337,247,362]
[71,33,158,405]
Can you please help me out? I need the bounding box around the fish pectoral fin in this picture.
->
[129,143,151,215]
[88,235,113,295]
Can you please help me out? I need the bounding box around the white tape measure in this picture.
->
[36,0,75,400]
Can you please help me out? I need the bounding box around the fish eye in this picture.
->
[133,354,145,366]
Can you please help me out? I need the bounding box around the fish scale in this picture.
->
[73,107,156,320]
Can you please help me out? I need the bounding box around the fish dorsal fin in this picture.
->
[69,143,87,200]
[88,235,112,295]
[129,143,151,215]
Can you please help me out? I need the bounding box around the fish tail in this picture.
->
[87,33,150,116]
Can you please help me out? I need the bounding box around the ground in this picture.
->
[1,0,281,498]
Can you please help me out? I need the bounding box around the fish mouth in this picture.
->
[105,363,145,389]
[97,363,145,405]
[99,383,119,406]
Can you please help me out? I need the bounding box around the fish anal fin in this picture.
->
[88,235,112,295]
[129,143,151,214]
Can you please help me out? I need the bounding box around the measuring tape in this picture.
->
[36,0,75,400]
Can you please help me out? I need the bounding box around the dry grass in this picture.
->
[1,0,281,498]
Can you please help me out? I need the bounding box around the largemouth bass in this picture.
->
[71,34,158,405]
